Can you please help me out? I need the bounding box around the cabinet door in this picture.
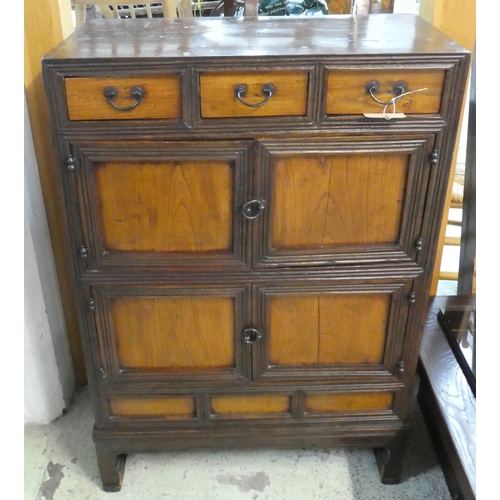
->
[70,141,252,270]
[252,136,435,267]
[250,280,412,382]
[90,284,251,385]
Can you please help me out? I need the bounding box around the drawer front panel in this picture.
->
[325,69,445,115]
[304,392,394,414]
[252,280,412,382]
[210,394,291,420]
[199,71,309,118]
[254,136,435,267]
[91,284,251,384]
[65,75,182,121]
[108,396,197,420]
[71,141,251,270]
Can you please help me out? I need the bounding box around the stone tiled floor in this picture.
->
[25,384,452,500]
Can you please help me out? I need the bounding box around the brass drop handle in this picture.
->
[365,80,407,105]
[241,199,266,220]
[242,328,262,344]
[103,85,146,111]
[234,83,276,107]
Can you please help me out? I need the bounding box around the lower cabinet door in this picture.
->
[90,284,251,384]
[250,279,413,382]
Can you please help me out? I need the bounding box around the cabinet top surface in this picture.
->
[43,14,468,63]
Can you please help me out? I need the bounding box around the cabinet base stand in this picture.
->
[94,424,411,491]
[95,442,126,493]
[374,426,410,485]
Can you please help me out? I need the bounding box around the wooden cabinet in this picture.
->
[42,15,469,491]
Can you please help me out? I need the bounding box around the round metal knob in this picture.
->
[242,328,262,344]
[241,199,266,220]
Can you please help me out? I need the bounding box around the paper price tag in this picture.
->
[363,113,407,119]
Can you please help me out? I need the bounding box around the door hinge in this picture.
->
[79,245,88,258]
[397,360,405,373]
[414,237,423,252]
[99,367,106,378]
[407,291,416,304]
[430,150,438,166]
[89,298,95,311]
[66,155,75,171]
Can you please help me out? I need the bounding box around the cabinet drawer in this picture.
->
[325,69,445,115]
[108,396,197,421]
[199,71,309,118]
[65,75,182,121]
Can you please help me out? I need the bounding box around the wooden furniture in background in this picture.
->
[418,295,476,500]
[419,0,476,294]
[457,44,476,296]
[42,14,469,491]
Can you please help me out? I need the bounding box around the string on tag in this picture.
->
[382,88,428,120]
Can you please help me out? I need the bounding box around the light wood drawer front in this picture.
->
[304,392,394,414]
[325,69,445,115]
[65,75,182,121]
[200,71,309,118]
[211,395,291,419]
[109,396,196,420]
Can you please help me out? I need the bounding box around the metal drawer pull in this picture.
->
[242,328,262,344]
[365,80,407,105]
[241,199,266,220]
[103,85,146,111]
[234,83,276,107]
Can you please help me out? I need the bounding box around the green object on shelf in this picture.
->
[235,0,328,16]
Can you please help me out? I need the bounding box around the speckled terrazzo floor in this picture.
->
[25,382,452,500]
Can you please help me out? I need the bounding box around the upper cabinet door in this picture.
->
[70,141,252,271]
[252,136,435,268]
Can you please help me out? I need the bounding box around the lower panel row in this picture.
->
[103,390,400,424]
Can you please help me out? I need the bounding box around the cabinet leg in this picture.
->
[374,427,410,485]
[95,441,126,492]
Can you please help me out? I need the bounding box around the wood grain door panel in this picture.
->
[91,284,251,384]
[252,280,412,382]
[71,141,252,270]
[253,136,435,267]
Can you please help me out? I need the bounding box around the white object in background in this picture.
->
[24,94,75,425]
